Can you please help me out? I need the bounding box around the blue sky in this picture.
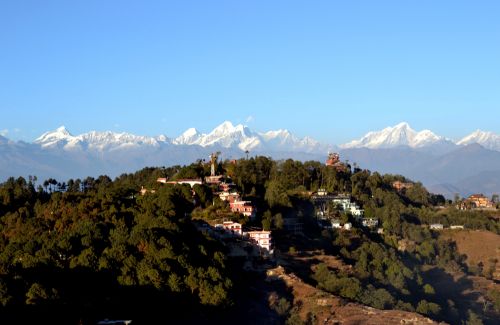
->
[0,1,499,144]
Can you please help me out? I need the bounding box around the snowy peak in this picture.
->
[77,131,167,151]
[35,125,73,141]
[458,130,500,151]
[198,121,258,149]
[35,125,74,148]
[260,129,292,141]
[341,122,449,149]
[207,121,252,139]
[156,134,169,142]
[174,128,202,145]
[34,126,170,151]
[211,121,237,135]
[258,129,324,152]
[55,125,71,135]
[412,129,444,147]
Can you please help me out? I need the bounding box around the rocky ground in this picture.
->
[266,265,443,325]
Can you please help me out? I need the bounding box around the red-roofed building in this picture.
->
[325,153,348,172]
[219,182,235,192]
[392,181,414,192]
[230,200,255,218]
[219,191,241,203]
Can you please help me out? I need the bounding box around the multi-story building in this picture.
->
[219,191,241,203]
[245,230,272,252]
[215,221,242,236]
[230,200,255,218]
[312,190,364,219]
[467,194,493,209]
[332,195,364,217]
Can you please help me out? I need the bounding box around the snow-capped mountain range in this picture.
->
[35,126,169,151]
[34,121,329,153]
[2,121,500,198]
[456,130,500,151]
[340,122,455,149]
[342,122,500,151]
[30,121,500,153]
[171,121,325,152]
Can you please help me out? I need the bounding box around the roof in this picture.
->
[223,221,241,226]
[246,230,271,234]
[231,200,252,205]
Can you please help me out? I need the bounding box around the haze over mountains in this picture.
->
[1,121,499,198]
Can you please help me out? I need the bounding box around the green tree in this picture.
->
[273,297,291,317]
[0,279,12,306]
[265,180,291,208]
[423,284,435,295]
[25,283,58,305]
[416,300,441,317]
[273,213,284,230]
[465,310,484,325]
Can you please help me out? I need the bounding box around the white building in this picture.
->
[163,178,203,187]
[215,221,242,236]
[332,195,351,208]
[316,188,329,196]
[245,230,272,252]
[347,204,364,217]
[331,219,342,229]
[430,223,444,230]
[332,195,364,217]
[362,218,379,228]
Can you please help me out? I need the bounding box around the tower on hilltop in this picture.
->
[209,151,221,176]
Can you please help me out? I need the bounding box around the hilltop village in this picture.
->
[139,152,496,261]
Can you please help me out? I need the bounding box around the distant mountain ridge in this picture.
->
[26,121,500,153]
[340,122,455,150]
[456,130,500,152]
[2,121,500,198]
[33,121,330,154]
[35,126,169,151]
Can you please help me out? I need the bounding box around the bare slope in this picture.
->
[267,266,442,325]
[442,230,500,280]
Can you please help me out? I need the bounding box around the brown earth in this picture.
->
[441,230,500,279]
[266,266,444,325]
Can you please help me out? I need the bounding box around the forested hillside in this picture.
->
[0,157,499,324]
